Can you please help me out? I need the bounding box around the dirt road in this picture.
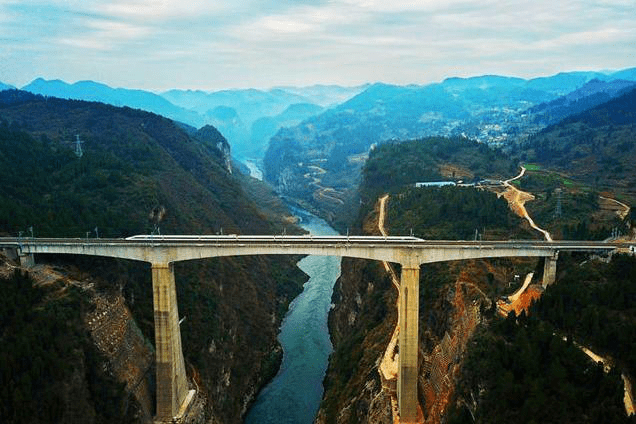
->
[377,195,401,420]
[377,194,424,422]
[599,195,631,220]
[500,166,553,241]
[570,339,634,416]
[304,165,345,205]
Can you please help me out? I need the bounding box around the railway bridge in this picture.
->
[0,235,629,423]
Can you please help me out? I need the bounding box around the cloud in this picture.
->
[0,0,634,89]
[56,18,152,52]
[100,0,232,21]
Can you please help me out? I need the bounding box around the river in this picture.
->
[244,207,341,424]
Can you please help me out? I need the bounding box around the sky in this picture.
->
[0,0,634,92]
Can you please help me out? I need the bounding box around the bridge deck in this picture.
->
[1,235,629,267]
[1,234,631,249]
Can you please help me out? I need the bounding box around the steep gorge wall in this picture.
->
[319,253,510,423]
[316,192,517,424]
[0,93,308,423]
[316,257,396,424]
[1,251,306,424]
[86,290,154,422]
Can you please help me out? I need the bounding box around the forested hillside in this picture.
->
[319,135,636,423]
[0,90,285,236]
[22,78,203,127]
[0,91,306,423]
[0,270,133,423]
[518,87,636,198]
[359,137,518,232]
[264,69,636,223]
[365,136,515,185]
[318,137,530,422]
[448,253,636,423]
[528,79,636,126]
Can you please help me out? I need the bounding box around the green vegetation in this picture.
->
[517,87,636,203]
[324,129,636,422]
[0,270,136,423]
[448,253,636,423]
[533,254,636,378]
[363,136,517,196]
[0,95,257,237]
[523,163,542,171]
[354,136,520,232]
[448,313,631,424]
[387,186,523,240]
[320,135,535,422]
[0,91,307,422]
[319,259,396,423]
[517,170,625,240]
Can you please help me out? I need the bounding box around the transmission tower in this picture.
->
[554,188,562,218]
[74,134,84,158]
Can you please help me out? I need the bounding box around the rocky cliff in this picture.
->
[0,92,306,423]
[316,138,532,423]
[316,200,531,423]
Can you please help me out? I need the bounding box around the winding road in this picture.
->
[376,172,634,418]
[377,194,403,421]
[499,167,634,416]
[304,165,345,205]
[599,195,631,220]
[500,166,553,241]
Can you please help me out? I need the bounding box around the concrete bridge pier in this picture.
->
[152,263,191,422]
[543,252,558,287]
[19,252,35,268]
[398,262,420,423]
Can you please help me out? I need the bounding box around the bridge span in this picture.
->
[1,235,631,423]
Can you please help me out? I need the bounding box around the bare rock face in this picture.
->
[86,292,154,421]
[317,257,398,423]
[194,124,233,174]
[216,140,233,174]
[315,378,393,424]
[318,254,498,424]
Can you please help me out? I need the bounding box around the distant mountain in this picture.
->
[162,85,362,117]
[272,84,368,108]
[263,67,636,222]
[529,78,636,126]
[248,103,324,158]
[523,71,609,95]
[161,87,310,123]
[19,79,348,161]
[263,76,549,217]
[608,66,636,81]
[0,89,243,236]
[520,86,636,192]
[22,78,204,127]
[521,67,636,95]
[0,82,14,91]
[162,87,341,160]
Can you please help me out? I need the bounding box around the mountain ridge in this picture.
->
[263,67,636,224]
[22,78,203,128]
[0,90,307,423]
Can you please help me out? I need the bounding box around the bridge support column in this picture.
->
[398,262,420,423]
[152,263,189,422]
[543,252,558,287]
[19,252,34,268]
